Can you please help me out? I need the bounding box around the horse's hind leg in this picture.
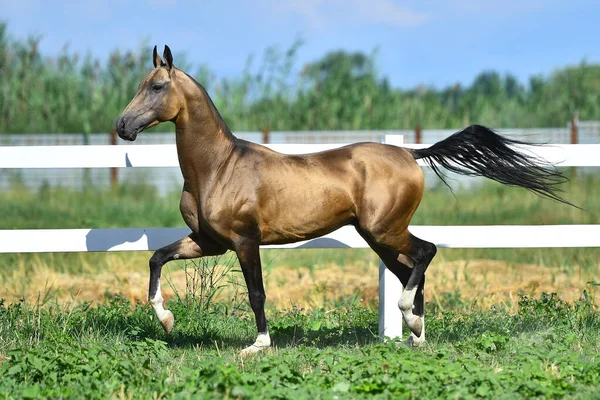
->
[407,275,426,346]
[148,233,226,334]
[397,234,436,340]
[360,229,436,344]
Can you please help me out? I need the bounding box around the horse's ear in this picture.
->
[152,45,163,68]
[163,45,173,70]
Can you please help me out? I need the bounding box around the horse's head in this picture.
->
[116,45,182,141]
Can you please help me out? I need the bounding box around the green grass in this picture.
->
[0,170,597,277]
[0,182,181,230]
[1,176,598,397]
[3,170,595,230]
[0,290,599,399]
[415,170,598,226]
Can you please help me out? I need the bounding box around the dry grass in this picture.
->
[1,252,598,310]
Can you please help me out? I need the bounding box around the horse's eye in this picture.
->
[152,83,164,92]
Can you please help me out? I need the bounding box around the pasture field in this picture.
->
[1,171,598,308]
[0,289,599,399]
[0,172,598,398]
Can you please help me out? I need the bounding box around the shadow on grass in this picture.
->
[162,324,381,351]
[49,295,383,351]
[6,289,597,357]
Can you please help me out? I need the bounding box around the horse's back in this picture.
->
[243,140,423,194]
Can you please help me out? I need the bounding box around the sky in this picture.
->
[2,0,600,89]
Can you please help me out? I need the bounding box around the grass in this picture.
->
[3,170,597,230]
[0,174,598,398]
[0,171,598,307]
[0,289,599,399]
[1,170,597,270]
[0,181,182,230]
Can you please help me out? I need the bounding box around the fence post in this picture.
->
[110,129,118,186]
[378,134,404,341]
[82,131,92,188]
[570,112,579,144]
[262,127,270,144]
[415,124,422,144]
[570,113,579,179]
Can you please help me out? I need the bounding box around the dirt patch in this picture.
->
[426,259,597,309]
[2,257,597,310]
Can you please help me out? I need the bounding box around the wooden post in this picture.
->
[415,124,422,144]
[570,112,579,180]
[110,129,118,187]
[83,131,91,188]
[570,112,579,144]
[262,127,270,144]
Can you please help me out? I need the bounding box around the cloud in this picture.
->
[269,0,429,30]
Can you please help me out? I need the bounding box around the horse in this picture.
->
[116,46,571,355]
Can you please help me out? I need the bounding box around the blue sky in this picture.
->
[3,0,600,89]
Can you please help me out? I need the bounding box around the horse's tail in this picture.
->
[411,124,575,207]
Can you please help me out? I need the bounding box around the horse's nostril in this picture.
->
[117,117,126,133]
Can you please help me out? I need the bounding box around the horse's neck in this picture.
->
[175,82,236,184]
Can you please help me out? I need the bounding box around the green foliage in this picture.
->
[176,255,243,312]
[0,291,599,398]
[1,171,597,275]
[0,182,181,230]
[2,21,600,134]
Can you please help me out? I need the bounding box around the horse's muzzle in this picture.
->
[115,115,139,141]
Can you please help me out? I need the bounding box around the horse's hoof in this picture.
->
[403,313,423,338]
[239,344,269,357]
[159,310,174,335]
[403,334,425,348]
[408,317,422,338]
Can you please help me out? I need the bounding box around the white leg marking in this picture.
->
[150,281,174,334]
[240,330,271,356]
[398,287,422,336]
[411,286,426,346]
[398,287,417,313]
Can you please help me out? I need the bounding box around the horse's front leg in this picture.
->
[149,233,226,334]
[234,240,270,356]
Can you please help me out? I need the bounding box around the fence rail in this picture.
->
[1,225,598,254]
[1,136,598,339]
[2,126,598,195]
[1,143,599,168]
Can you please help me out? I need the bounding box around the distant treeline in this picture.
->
[1,21,599,134]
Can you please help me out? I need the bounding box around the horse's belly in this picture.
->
[260,219,351,245]
[259,195,355,245]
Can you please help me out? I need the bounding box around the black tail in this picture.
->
[412,124,575,207]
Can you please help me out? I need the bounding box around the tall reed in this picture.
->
[1,21,600,134]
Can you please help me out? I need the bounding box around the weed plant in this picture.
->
[0,285,598,398]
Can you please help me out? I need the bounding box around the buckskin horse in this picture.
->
[116,46,571,355]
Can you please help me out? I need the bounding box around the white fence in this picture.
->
[1,136,599,339]
[3,125,599,195]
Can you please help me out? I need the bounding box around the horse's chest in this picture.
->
[179,190,201,233]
